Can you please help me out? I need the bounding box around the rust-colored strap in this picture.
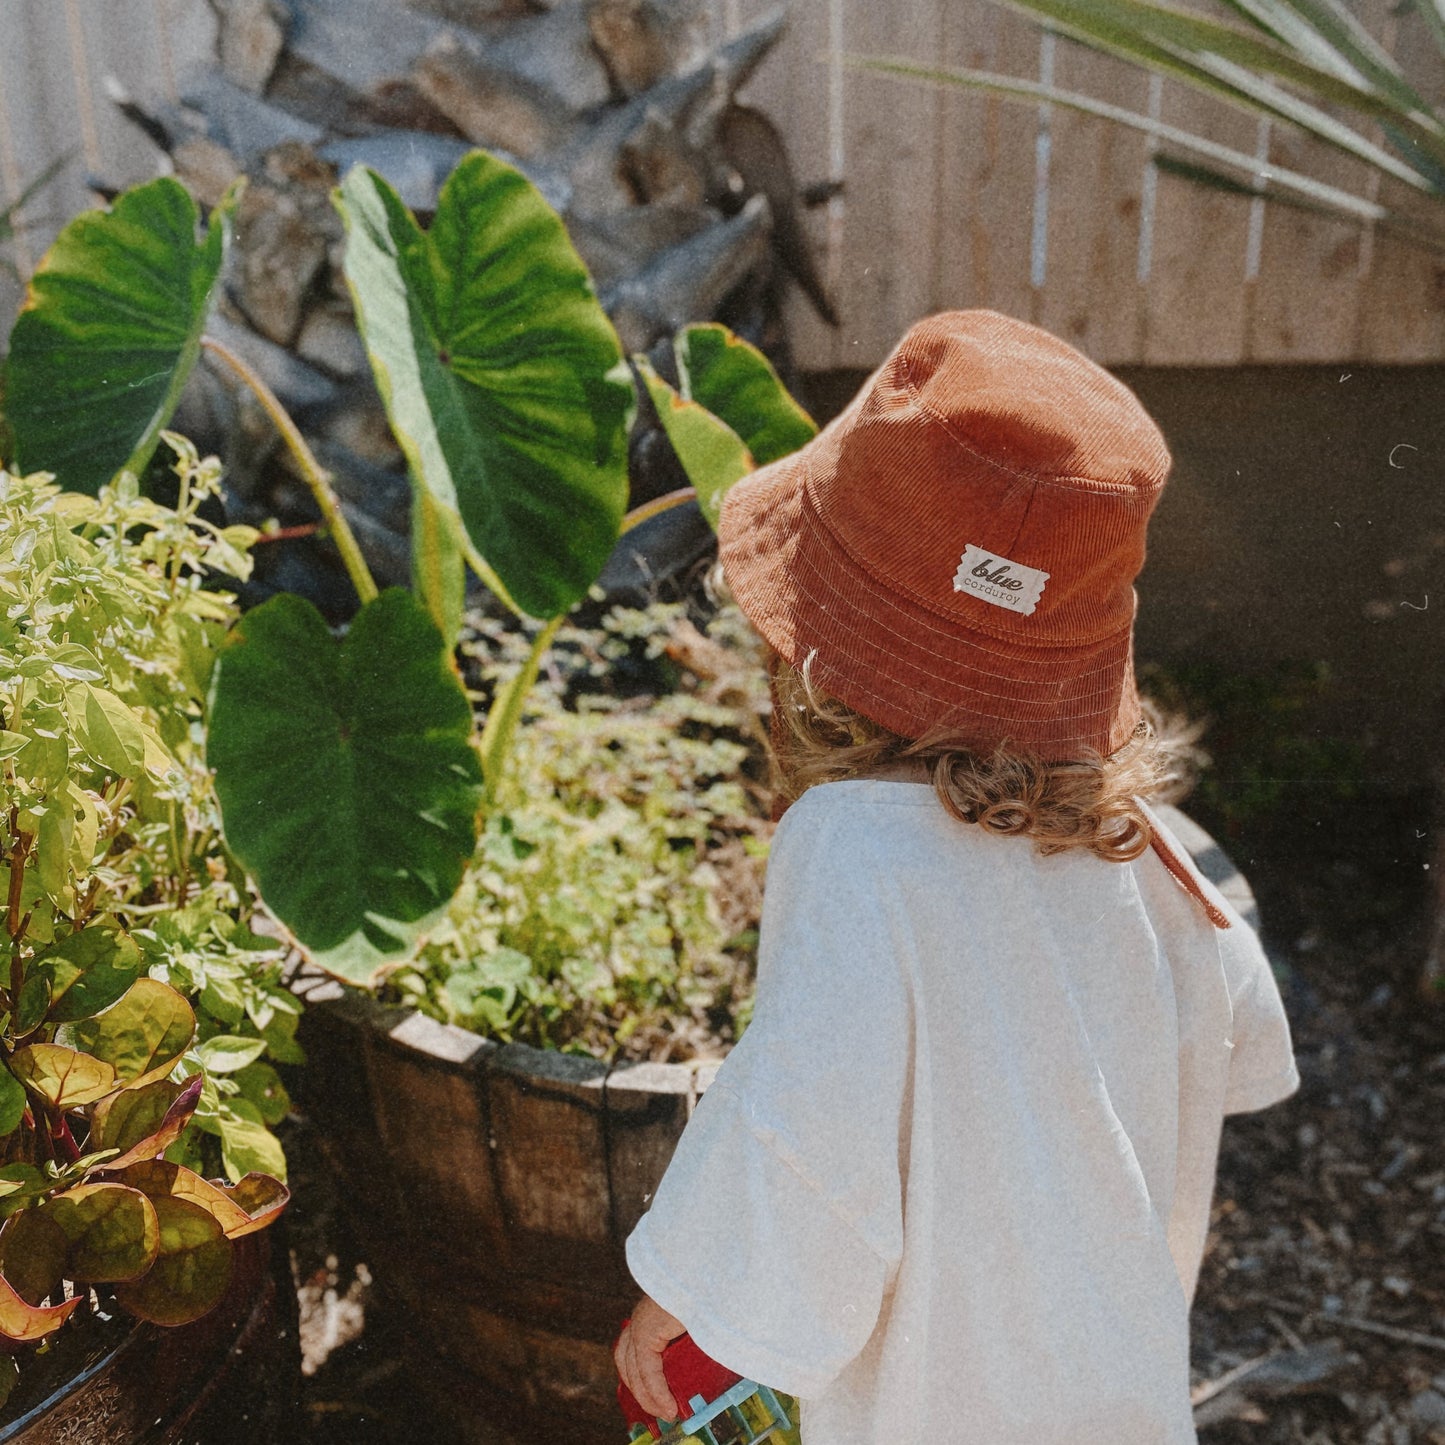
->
[1148,831,1232,930]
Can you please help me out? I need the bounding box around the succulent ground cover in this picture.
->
[383,598,774,1060]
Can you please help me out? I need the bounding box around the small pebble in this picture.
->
[1412,1391,1445,1428]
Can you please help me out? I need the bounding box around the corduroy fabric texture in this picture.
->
[718,310,1173,759]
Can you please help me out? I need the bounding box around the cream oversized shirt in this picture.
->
[626,781,1298,1444]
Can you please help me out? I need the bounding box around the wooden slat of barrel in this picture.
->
[485,1043,624,1288]
[363,1010,509,1271]
[604,1061,693,1243]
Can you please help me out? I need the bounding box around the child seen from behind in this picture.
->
[614,310,1298,1445]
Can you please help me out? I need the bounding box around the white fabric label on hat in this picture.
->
[953,545,1050,616]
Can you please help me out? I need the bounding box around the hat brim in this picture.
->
[718,449,1142,758]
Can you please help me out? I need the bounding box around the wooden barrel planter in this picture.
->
[292,804,1258,1445]
[293,988,714,1445]
[0,1233,300,1445]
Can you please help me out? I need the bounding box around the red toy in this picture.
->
[616,1329,796,1443]
[618,1330,741,1438]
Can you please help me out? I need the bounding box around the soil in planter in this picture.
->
[0,1303,133,1431]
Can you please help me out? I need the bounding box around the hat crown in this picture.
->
[810,311,1171,647]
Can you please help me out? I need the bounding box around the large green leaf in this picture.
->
[71,979,196,1087]
[0,1068,24,1136]
[675,325,817,467]
[335,154,633,619]
[0,1208,68,1305]
[207,588,485,984]
[109,1161,252,1236]
[5,178,240,495]
[219,1174,290,1238]
[0,1272,81,1342]
[411,487,465,646]
[91,1076,202,1170]
[216,1100,287,1184]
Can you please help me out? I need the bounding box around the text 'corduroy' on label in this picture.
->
[953,545,1050,616]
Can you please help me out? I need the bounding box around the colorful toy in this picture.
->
[617,1329,801,1444]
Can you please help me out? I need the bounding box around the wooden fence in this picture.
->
[2,0,1443,368]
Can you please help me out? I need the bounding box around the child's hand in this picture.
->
[615,1293,686,1420]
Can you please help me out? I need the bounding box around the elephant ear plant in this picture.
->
[2,147,812,996]
[0,451,289,1408]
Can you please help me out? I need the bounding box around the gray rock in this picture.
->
[181,71,324,159]
[1412,1390,1445,1428]
[411,35,576,158]
[466,1,614,111]
[209,0,288,94]
[295,304,370,379]
[279,0,445,90]
[601,194,771,352]
[587,0,712,99]
[207,310,340,415]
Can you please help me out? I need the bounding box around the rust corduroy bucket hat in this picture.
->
[717,310,1173,760]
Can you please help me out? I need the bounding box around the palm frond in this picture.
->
[988,0,1445,184]
[849,56,1445,251]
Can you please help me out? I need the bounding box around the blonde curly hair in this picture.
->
[770,652,1204,864]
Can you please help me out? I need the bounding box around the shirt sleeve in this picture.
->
[625,789,912,1399]
[1221,928,1300,1115]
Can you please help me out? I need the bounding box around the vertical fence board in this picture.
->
[1247,127,1372,363]
[828,0,944,364]
[1140,82,1255,364]
[0,0,93,315]
[150,0,220,97]
[930,4,1038,327]
[1037,42,1150,363]
[737,0,841,367]
[1357,7,1445,363]
[72,0,168,187]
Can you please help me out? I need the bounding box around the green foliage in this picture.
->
[636,324,816,530]
[2,152,812,1062]
[387,604,772,1059]
[5,178,240,494]
[335,154,634,620]
[0,442,288,1355]
[674,324,818,468]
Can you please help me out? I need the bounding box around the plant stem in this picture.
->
[477,614,564,804]
[200,335,379,608]
[6,805,31,1008]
